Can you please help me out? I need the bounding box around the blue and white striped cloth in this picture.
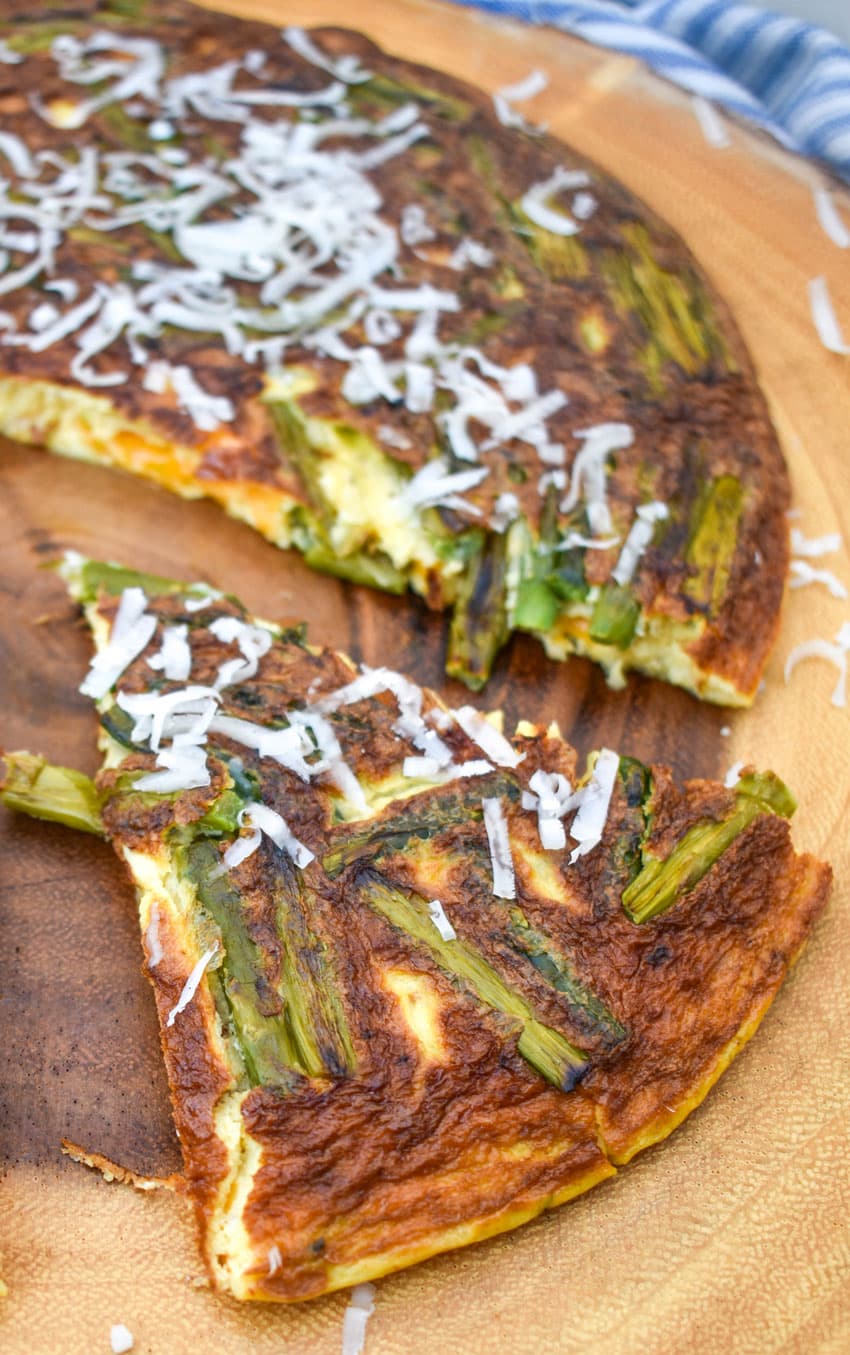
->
[451,1,850,184]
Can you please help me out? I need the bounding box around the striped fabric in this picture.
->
[451,0,850,183]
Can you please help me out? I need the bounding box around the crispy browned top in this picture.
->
[0,0,789,694]
[86,575,829,1299]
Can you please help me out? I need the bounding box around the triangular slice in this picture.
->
[1,558,830,1302]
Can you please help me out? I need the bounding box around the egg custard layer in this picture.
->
[0,559,830,1301]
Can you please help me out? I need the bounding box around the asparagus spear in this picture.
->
[507,910,627,1050]
[359,869,589,1091]
[184,836,355,1085]
[589,583,640,649]
[274,861,357,1080]
[684,474,745,615]
[622,770,796,925]
[445,530,510,690]
[0,751,104,835]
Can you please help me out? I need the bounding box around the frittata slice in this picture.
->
[1,558,830,1301]
[0,0,788,702]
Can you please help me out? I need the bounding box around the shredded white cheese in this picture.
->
[560,423,633,537]
[402,755,492,782]
[400,458,489,511]
[166,942,219,1027]
[109,1324,134,1355]
[116,684,220,751]
[493,68,548,130]
[789,560,848,599]
[428,898,456,942]
[568,748,619,863]
[147,623,192,681]
[482,797,516,900]
[611,501,669,586]
[808,276,850,355]
[243,801,314,869]
[80,587,156,699]
[453,706,523,769]
[813,187,850,249]
[143,360,235,431]
[210,615,274,689]
[491,491,520,533]
[282,25,371,84]
[784,621,850,708]
[790,527,842,558]
[341,1283,376,1355]
[691,95,731,149]
[135,743,211,793]
[724,760,744,789]
[212,823,262,878]
[520,166,588,236]
[523,769,576,851]
[184,585,223,612]
[267,1244,283,1276]
[399,203,435,247]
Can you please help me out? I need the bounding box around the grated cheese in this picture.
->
[813,187,850,249]
[568,749,619,863]
[453,705,523,768]
[790,527,842,558]
[784,622,850,708]
[134,742,210,793]
[341,1283,376,1355]
[493,68,548,130]
[520,166,588,236]
[611,501,669,586]
[243,800,314,869]
[147,623,192,681]
[109,1324,134,1354]
[166,942,219,1027]
[808,275,850,355]
[428,898,456,942]
[789,560,848,599]
[482,797,516,900]
[691,95,731,149]
[524,769,576,851]
[560,423,633,537]
[79,586,157,699]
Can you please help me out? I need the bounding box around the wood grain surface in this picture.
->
[1,2,849,1351]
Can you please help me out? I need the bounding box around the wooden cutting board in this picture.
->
[1,2,849,1351]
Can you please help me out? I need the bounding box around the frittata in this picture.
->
[1,557,830,1301]
[0,0,788,701]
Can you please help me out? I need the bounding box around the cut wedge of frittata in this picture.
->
[0,557,830,1302]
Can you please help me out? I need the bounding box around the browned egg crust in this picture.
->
[0,0,789,697]
[85,581,829,1301]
